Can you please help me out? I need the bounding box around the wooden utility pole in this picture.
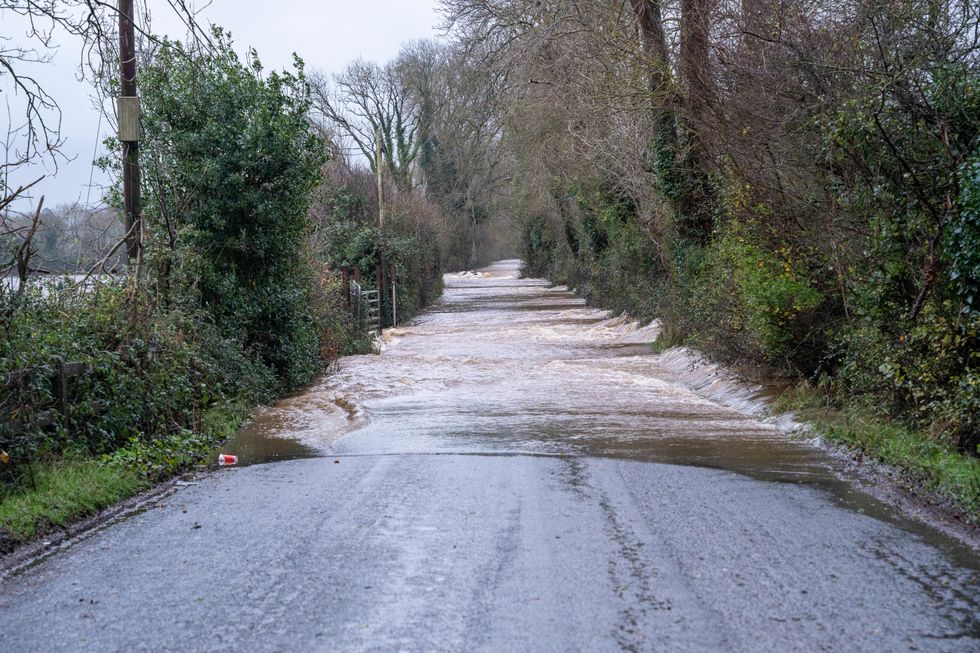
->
[374,127,387,324]
[118,0,142,268]
[375,127,385,230]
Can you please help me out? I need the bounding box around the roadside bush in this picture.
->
[0,282,262,494]
[714,232,823,364]
[383,197,445,320]
[820,65,980,452]
[518,55,980,462]
[520,186,665,318]
[578,190,665,316]
[0,30,356,542]
[950,153,980,317]
[519,213,555,279]
[139,30,326,392]
[309,163,443,329]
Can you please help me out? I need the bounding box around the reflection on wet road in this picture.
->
[2,260,978,652]
[240,260,972,553]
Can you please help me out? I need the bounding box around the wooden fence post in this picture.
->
[391,263,397,328]
[52,356,69,423]
[342,267,351,310]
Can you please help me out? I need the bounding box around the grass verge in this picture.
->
[0,457,147,544]
[0,402,250,554]
[775,385,980,519]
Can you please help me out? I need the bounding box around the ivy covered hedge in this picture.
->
[0,31,362,545]
[520,64,980,467]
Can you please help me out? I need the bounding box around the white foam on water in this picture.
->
[247,259,807,460]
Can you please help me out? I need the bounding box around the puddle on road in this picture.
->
[226,259,978,567]
[219,422,318,467]
[218,381,361,466]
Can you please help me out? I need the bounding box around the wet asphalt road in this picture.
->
[1,261,978,652]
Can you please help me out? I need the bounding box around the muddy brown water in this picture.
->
[224,259,979,568]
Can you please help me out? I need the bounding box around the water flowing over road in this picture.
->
[2,260,978,652]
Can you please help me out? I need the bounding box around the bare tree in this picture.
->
[0,0,211,296]
[312,57,422,193]
[1,1,213,204]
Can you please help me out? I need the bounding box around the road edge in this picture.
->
[0,473,189,580]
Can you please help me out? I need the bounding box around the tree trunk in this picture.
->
[677,0,718,242]
[629,0,676,139]
[679,0,716,118]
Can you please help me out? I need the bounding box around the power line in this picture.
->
[85,109,103,208]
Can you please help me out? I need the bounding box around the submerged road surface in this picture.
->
[1,260,978,652]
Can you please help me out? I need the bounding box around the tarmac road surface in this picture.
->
[1,260,977,652]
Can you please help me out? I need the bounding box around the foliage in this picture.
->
[714,233,823,363]
[486,0,980,470]
[519,214,554,279]
[950,153,980,316]
[0,456,146,543]
[309,164,443,329]
[0,29,371,548]
[521,186,666,317]
[817,63,980,453]
[0,284,264,476]
[314,39,515,270]
[102,404,245,481]
[139,30,327,391]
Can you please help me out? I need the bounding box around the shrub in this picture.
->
[139,30,327,391]
[0,282,264,488]
[309,167,444,329]
[715,232,824,364]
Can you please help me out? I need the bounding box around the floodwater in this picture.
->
[1,274,119,296]
[226,259,978,564]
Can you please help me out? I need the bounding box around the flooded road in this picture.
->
[234,260,974,546]
[238,261,819,474]
[1,260,978,652]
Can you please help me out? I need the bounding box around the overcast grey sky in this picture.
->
[2,1,443,210]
